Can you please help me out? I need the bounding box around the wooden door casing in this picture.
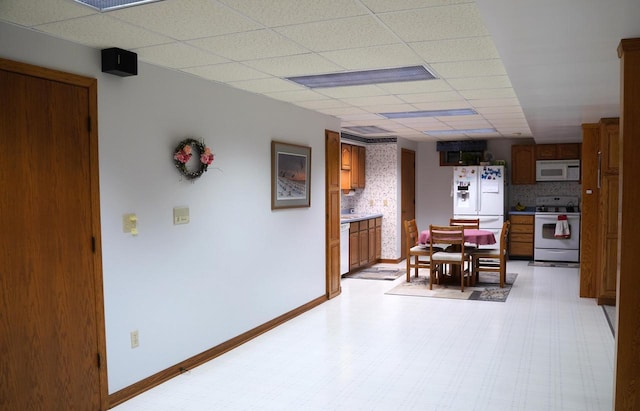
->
[401,149,416,259]
[0,59,106,410]
[325,130,341,299]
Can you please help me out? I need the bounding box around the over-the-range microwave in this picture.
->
[536,159,581,182]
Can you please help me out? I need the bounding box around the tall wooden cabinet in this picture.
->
[579,118,619,305]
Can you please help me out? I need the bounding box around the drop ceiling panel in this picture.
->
[0,0,95,27]
[263,89,328,102]
[398,91,465,104]
[320,44,423,70]
[340,95,406,107]
[470,97,520,107]
[227,77,305,93]
[218,0,368,27]
[379,4,489,42]
[459,88,516,99]
[376,79,453,94]
[412,101,473,111]
[274,16,400,52]
[335,113,385,121]
[244,54,343,77]
[318,106,369,116]
[135,43,229,68]
[448,75,512,90]
[316,85,388,99]
[109,0,261,40]
[361,0,472,13]
[294,99,352,110]
[430,59,507,79]
[411,36,500,62]
[35,14,172,49]
[182,63,269,82]
[188,30,309,61]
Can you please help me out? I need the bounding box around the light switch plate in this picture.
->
[123,213,137,234]
[173,207,189,225]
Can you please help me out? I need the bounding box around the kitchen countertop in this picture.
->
[509,207,536,215]
[340,213,383,223]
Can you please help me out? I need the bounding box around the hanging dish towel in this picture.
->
[555,215,570,238]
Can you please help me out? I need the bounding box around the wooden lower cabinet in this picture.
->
[509,214,534,258]
[348,217,382,272]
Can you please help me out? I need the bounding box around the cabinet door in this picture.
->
[359,228,369,266]
[341,144,352,170]
[350,145,359,189]
[598,174,618,305]
[557,143,581,159]
[511,145,536,184]
[375,218,382,260]
[600,118,619,172]
[368,224,376,264]
[536,144,557,159]
[357,145,366,188]
[349,230,359,270]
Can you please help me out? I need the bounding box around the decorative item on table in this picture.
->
[173,137,215,180]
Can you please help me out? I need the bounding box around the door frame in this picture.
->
[0,57,108,409]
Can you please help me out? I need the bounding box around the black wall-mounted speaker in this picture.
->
[101,48,137,77]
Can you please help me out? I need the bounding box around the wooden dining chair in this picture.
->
[449,218,480,229]
[470,221,510,287]
[428,225,470,291]
[449,217,480,265]
[404,219,441,282]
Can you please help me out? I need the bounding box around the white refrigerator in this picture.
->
[452,165,506,248]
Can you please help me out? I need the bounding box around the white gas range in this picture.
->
[534,196,581,263]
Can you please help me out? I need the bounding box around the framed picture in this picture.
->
[271,141,311,209]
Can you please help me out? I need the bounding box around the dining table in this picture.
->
[419,228,496,247]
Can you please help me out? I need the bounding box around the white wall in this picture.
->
[1,22,340,392]
[415,142,454,230]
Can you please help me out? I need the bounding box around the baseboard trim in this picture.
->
[108,294,327,408]
[379,257,402,264]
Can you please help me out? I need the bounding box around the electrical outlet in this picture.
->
[130,330,139,348]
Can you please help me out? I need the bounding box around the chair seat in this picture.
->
[432,251,464,262]
[471,248,501,258]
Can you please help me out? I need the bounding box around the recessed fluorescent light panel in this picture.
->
[286,66,435,89]
[342,126,391,135]
[74,0,164,11]
[425,128,496,136]
[380,108,477,119]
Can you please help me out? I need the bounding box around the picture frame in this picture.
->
[271,141,311,209]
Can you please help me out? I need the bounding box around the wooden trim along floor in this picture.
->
[108,295,327,408]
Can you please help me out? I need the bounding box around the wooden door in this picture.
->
[401,149,416,259]
[597,118,619,306]
[0,59,106,409]
[579,124,599,298]
[325,130,341,298]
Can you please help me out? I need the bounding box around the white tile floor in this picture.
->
[112,261,614,411]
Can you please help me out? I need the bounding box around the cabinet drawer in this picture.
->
[510,233,533,242]
[511,224,533,234]
[359,221,369,231]
[510,242,533,256]
[369,218,376,229]
[510,215,534,225]
[375,217,382,227]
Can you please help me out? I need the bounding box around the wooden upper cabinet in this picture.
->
[511,144,536,185]
[535,144,557,160]
[557,143,581,159]
[341,143,352,170]
[356,145,366,188]
[536,143,581,160]
[600,118,619,172]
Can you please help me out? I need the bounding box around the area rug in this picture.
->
[528,261,579,268]
[385,272,518,302]
[342,266,406,281]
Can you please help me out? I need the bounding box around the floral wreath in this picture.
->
[173,138,215,180]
